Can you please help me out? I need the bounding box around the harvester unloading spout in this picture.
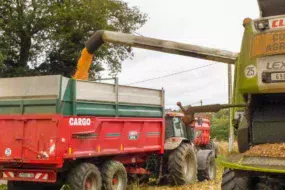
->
[73,30,238,80]
[177,102,245,125]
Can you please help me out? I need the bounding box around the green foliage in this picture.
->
[211,109,230,141]
[0,0,147,78]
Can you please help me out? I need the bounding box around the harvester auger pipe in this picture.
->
[177,101,246,125]
[177,102,246,114]
[73,30,238,80]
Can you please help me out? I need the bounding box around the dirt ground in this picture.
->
[0,142,230,190]
[127,165,223,190]
[127,141,231,190]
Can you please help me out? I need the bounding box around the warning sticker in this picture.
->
[5,148,11,156]
[252,30,285,57]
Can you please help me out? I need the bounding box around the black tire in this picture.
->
[198,153,216,181]
[254,183,271,190]
[7,181,49,190]
[7,182,25,190]
[67,163,102,190]
[128,174,150,184]
[221,168,251,190]
[205,140,218,158]
[102,160,128,190]
[168,143,197,185]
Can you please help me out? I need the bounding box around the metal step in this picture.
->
[258,0,285,17]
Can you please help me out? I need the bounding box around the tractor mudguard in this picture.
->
[164,137,190,150]
[197,149,213,170]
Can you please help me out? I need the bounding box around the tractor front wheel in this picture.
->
[198,152,216,181]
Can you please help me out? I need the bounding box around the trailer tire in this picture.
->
[221,168,251,190]
[102,160,128,190]
[7,181,49,190]
[7,182,25,190]
[67,163,102,190]
[198,152,216,181]
[168,143,197,185]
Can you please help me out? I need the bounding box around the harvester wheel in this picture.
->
[67,162,102,190]
[168,143,197,185]
[102,160,128,190]
[197,152,216,181]
[221,168,251,190]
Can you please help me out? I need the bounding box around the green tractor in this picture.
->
[75,1,285,188]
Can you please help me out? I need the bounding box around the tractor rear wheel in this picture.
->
[197,152,216,181]
[221,168,251,190]
[168,143,197,185]
[101,160,128,190]
[67,163,102,190]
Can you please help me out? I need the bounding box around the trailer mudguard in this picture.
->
[197,149,213,170]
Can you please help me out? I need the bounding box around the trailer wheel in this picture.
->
[198,153,216,181]
[67,163,102,190]
[221,168,251,190]
[7,181,50,190]
[7,182,25,190]
[168,143,197,185]
[102,160,128,190]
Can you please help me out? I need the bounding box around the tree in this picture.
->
[0,0,147,78]
[210,109,230,141]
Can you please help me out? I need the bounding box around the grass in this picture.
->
[0,141,231,190]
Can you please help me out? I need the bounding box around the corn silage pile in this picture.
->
[244,143,285,158]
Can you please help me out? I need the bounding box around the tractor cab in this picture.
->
[165,112,188,140]
[164,112,211,147]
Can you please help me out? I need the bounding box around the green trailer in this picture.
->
[0,75,164,118]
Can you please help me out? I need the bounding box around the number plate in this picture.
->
[18,173,34,178]
[271,72,285,82]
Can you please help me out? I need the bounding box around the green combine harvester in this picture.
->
[79,0,285,188]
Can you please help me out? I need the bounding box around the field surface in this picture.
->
[0,142,230,190]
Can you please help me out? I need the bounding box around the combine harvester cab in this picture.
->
[0,75,165,189]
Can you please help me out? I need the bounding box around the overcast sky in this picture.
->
[109,0,260,109]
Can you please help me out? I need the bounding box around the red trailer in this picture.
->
[0,75,165,190]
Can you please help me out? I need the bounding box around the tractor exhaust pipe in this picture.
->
[74,30,238,80]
